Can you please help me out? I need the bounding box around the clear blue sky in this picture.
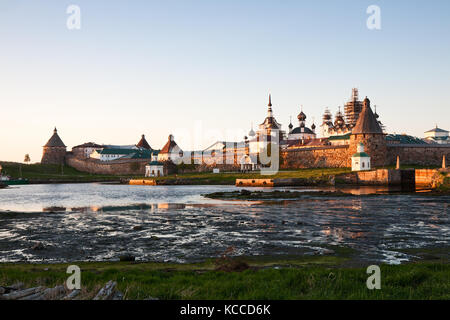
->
[1,0,449,162]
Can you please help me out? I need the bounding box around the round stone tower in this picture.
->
[41,127,67,164]
[349,97,387,167]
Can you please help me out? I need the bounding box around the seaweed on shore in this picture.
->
[203,189,354,200]
[203,188,450,200]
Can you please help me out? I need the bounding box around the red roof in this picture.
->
[160,135,180,154]
[136,134,152,150]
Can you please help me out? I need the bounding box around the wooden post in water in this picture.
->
[396,156,400,170]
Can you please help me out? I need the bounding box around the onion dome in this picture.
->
[297,111,306,122]
[311,123,316,130]
[334,108,345,127]
[288,122,293,130]
[322,108,332,121]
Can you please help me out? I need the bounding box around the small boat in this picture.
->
[0,175,29,185]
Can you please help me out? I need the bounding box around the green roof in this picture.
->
[352,152,370,158]
[99,149,136,155]
[425,127,448,133]
[97,148,153,159]
[129,149,152,159]
[148,161,163,166]
[328,133,351,141]
[386,134,427,144]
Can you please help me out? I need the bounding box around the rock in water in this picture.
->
[119,254,135,262]
[31,242,45,250]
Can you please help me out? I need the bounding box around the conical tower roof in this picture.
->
[136,134,152,150]
[43,127,66,147]
[352,97,383,134]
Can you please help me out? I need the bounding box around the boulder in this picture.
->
[119,254,135,262]
[31,242,45,250]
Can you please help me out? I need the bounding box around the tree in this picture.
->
[24,154,31,164]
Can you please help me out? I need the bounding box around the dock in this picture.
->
[129,179,157,186]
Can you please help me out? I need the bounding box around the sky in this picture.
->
[0,0,449,162]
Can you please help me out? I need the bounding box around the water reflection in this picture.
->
[0,184,448,265]
[42,207,66,213]
[63,203,209,214]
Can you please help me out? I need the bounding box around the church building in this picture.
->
[286,107,316,141]
[158,134,183,162]
[248,94,286,155]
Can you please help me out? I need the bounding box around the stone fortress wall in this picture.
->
[66,143,450,176]
[41,147,66,165]
[280,145,350,169]
[386,144,450,167]
[66,155,149,175]
[66,154,241,175]
[282,143,449,170]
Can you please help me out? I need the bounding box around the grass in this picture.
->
[153,167,352,185]
[1,161,351,185]
[0,162,123,182]
[436,176,450,192]
[1,257,448,299]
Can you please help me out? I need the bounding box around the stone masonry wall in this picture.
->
[41,147,66,165]
[281,145,350,169]
[66,144,450,175]
[349,134,388,167]
[387,145,450,166]
[337,169,402,185]
[66,156,148,175]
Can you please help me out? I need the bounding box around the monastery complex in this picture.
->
[41,89,450,176]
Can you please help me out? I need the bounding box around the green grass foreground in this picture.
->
[1,257,449,300]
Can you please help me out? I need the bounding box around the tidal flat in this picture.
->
[0,183,448,299]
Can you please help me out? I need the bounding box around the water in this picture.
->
[0,183,448,264]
